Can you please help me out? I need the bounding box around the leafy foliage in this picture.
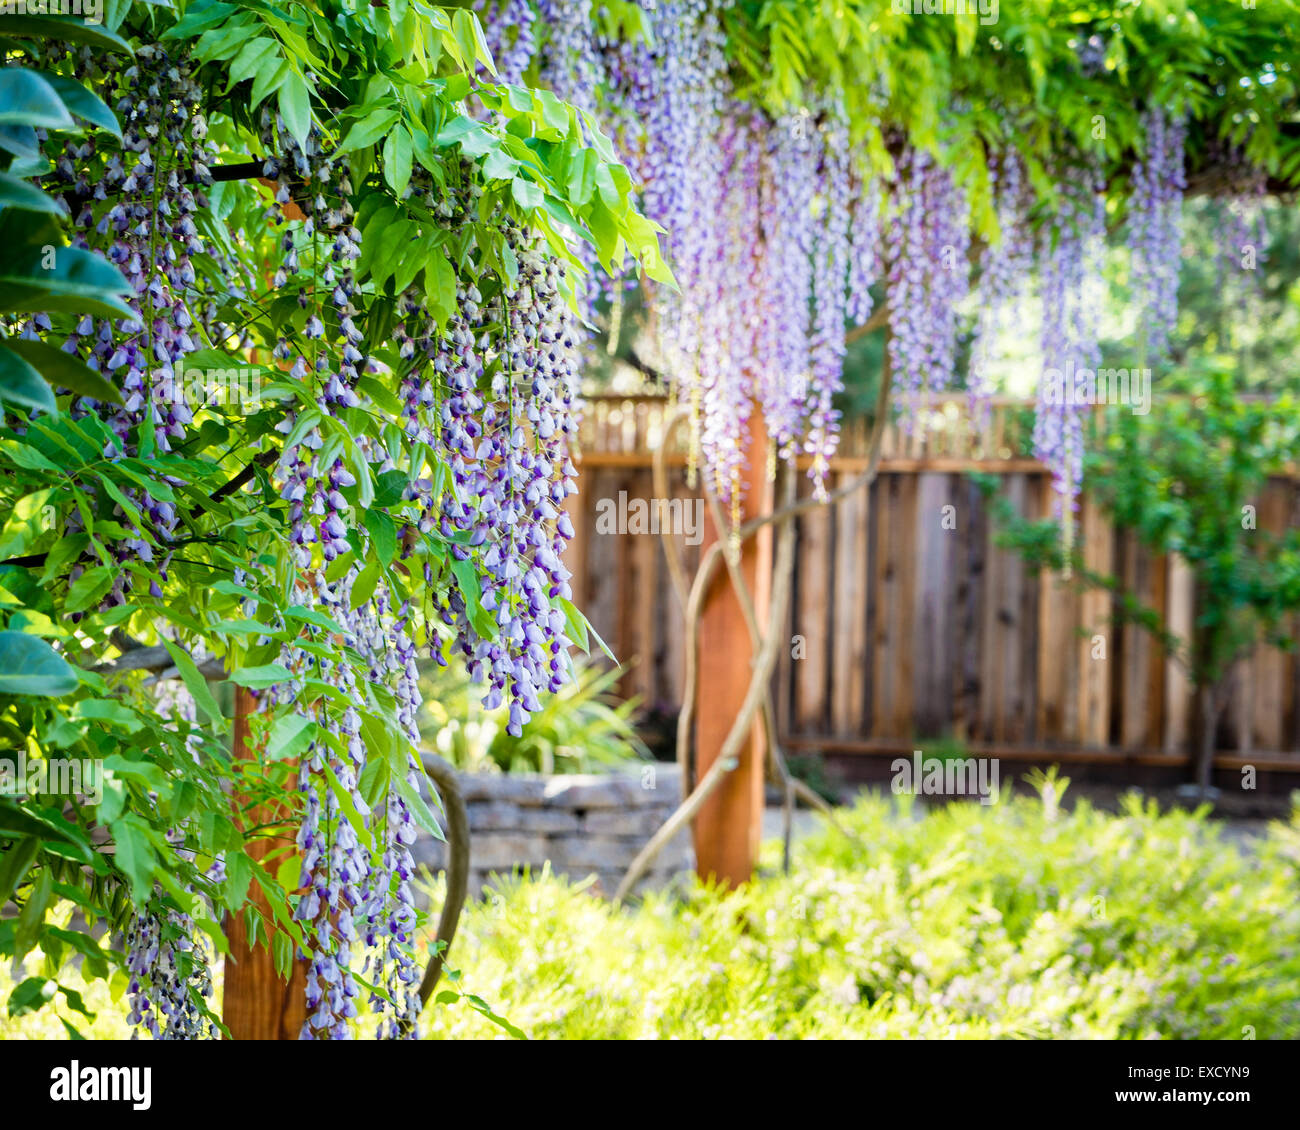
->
[714,0,1300,241]
[0,0,663,1035]
[419,659,650,774]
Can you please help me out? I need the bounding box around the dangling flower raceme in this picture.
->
[474,0,537,86]
[969,148,1033,427]
[1128,107,1186,361]
[436,213,580,736]
[124,899,217,1040]
[758,112,818,465]
[887,147,972,428]
[847,174,882,328]
[36,45,220,609]
[256,115,433,1040]
[1036,154,1107,522]
[806,109,853,496]
[1207,138,1269,290]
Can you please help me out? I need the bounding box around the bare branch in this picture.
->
[95,645,225,680]
[616,464,798,901]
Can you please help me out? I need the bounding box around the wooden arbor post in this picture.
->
[221,218,313,1037]
[691,411,774,887]
[222,686,309,1039]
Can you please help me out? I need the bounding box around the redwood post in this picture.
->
[691,410,773,887]
[222,686,309,1039]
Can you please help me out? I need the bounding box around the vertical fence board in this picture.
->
[794,483,833,731]
[583,469,620,678]
[913,472,954,737]
[1251,482,1290,750]
[1164,553,1194,754]
[831,473,870,735]
[1036,476,1074,744]
[1077,493,1113,746]
[872,476,903,737]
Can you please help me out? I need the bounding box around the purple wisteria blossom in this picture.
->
[1035,155,1107,520]
[887,147,971,426]
[847,174,882,327]
[1128,107,1186,360]
[474,0,537,86]
[124,900,216,1040]
[969,149,1033,426]
[434,207,579,737]
[806,110,853,496]
[759,112,818,466]
[45,45,217,609]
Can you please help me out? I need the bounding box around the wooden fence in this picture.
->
[564,395,1300,764]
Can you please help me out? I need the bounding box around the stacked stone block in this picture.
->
[411,765,693,898]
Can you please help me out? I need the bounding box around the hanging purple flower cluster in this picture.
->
[41,45,217,607]
[633,1,733,492]
[284,574,376,1040]
[756,113,818,466]
[124,900,217,1039]
[806,111,853,495]
[1212,141,1269,284]
[280,568,424,1040]
[702,112,778,510]
[969,149,1033,423]
[474,0,537,86]
[1128,107,1186,360]
[260,109,362,573]
[1035,155,1107,519]
[264,568,423,1039]
[125,670,219,1040]
[631,0,723,280]
[544,3,610,334]
[352,583,424,1037]
[255,113,429,1040]
[847,174,882,327]
[435,214,580,736]
[886,147,972,425]
[538,0,601,119]
[594,3,895,501]
[598,8,649,184]
[65,45,214,456]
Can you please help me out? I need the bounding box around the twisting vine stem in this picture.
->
[620,351,894,894]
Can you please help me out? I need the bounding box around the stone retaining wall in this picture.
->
[411,764,693,897]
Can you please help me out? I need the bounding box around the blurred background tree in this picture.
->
[990,365,1300,794]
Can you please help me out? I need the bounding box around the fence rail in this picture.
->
[564,395,1300,761]
[576,392,1045,468]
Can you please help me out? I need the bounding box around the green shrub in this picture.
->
[5,783,1297,1040]
[418,661,651,774]
[419,784,1300,1040]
